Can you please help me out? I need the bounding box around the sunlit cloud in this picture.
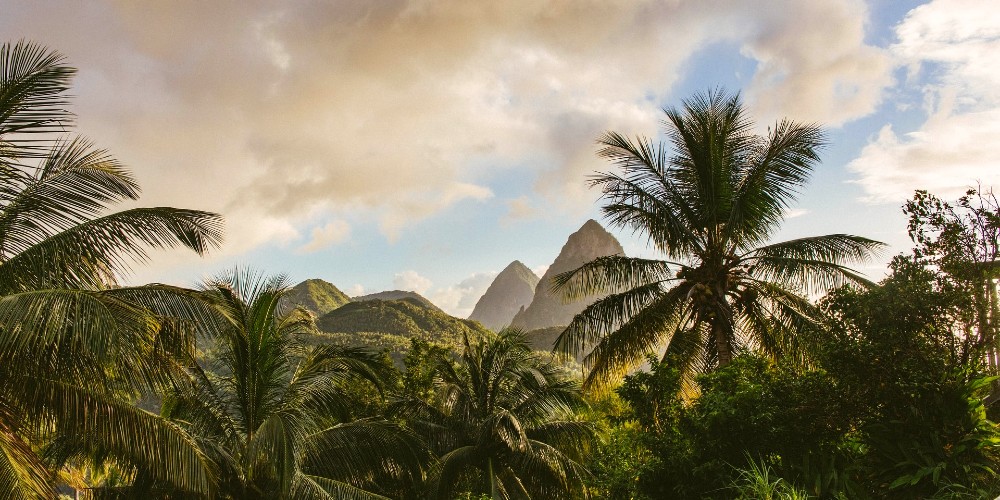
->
[429,271,498,317]
[783,208,810,219]
[297,220,351,254]
[849,0,1000,203]
[393,270,433,295]
[2,0,894,280]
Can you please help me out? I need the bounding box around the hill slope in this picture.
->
[468,260,539,331]
[511,219,624,330]
[353,290,443,312]
[317,298,488,348]
[282,279,351,316]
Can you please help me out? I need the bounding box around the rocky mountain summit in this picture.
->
[510,219,624,331]
[468,260,539,331]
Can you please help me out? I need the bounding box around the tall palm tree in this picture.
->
[161,269,427,499]
[0,40,225,497]
[554,89,882,388]
[399,329,593,499]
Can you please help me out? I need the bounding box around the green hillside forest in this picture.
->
[317,297,490,350]
[281,278,351,316]
[1,41,999,499]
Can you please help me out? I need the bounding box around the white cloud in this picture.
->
[346,284,366,297]
[428,271,498,317]
[297,220,351,253]
[532,265,550,278]
[393,270,433,295]
[784,208,810,219]
[849,0,1000,203]
[741,0,892,126]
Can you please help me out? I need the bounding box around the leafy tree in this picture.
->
[397,329,593,499]
[905,187,1000,378]
[613,355,848,499]
[162,270,427,499]
[0,40,225,497]
[820,257,1000,499]
[554,89,881,387]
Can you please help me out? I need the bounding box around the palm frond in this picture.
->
[594,131,705,257]
[291,473,390,500]
[300,419,428,492]
[728,120,825,249]
[578,287,691,388]
[35,381,216,495]
[0,41,74,148]
[0,288,158,370]
[553,282,667,357]
[0,137,139,260]
[665,89,756,233]
[0,207,223,292]
[427,445,479,499]
[0,415,53,499]
[746,234,883,292]
[551,255,671,300]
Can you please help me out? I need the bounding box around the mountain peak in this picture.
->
[282,279,351,316]
[469,261,540,330]
[511,220,624,331]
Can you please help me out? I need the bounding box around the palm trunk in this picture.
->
[488,457,498,499]
[713,319,732,367]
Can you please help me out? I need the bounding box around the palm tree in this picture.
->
[161,269,427,499]
[554,89,882,388]
[0,40,225,497]
[398,329,593,499]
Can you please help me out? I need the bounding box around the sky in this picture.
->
[4,0,999,317]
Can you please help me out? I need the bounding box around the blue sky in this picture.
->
[4,0,998,316]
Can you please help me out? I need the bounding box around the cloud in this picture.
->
[346,284,366,297]
[848,0,1000,203]
[532,265,550,278]
[428,271,498,318]
[1,0,892,276]
[379,182,493,241]
[741,0,892,126]
[502,196,536,224]
[784,208,810,219]
[297,220,351,253]
[393,270,433,295]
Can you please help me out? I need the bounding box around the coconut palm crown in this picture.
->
[554,89,883,388]
[0,40,225,497]
[398,328,593,499]
[162,269,427,499]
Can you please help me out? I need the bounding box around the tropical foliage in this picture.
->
[553,89,882,387]
[589,254,1000,500]
[161,270,427,499]
[396,329,593,499]
[3,38,998,500]
[904,187,1000,383]
[0,40,224,497]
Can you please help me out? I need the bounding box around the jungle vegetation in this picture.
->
[1,41,997,499]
